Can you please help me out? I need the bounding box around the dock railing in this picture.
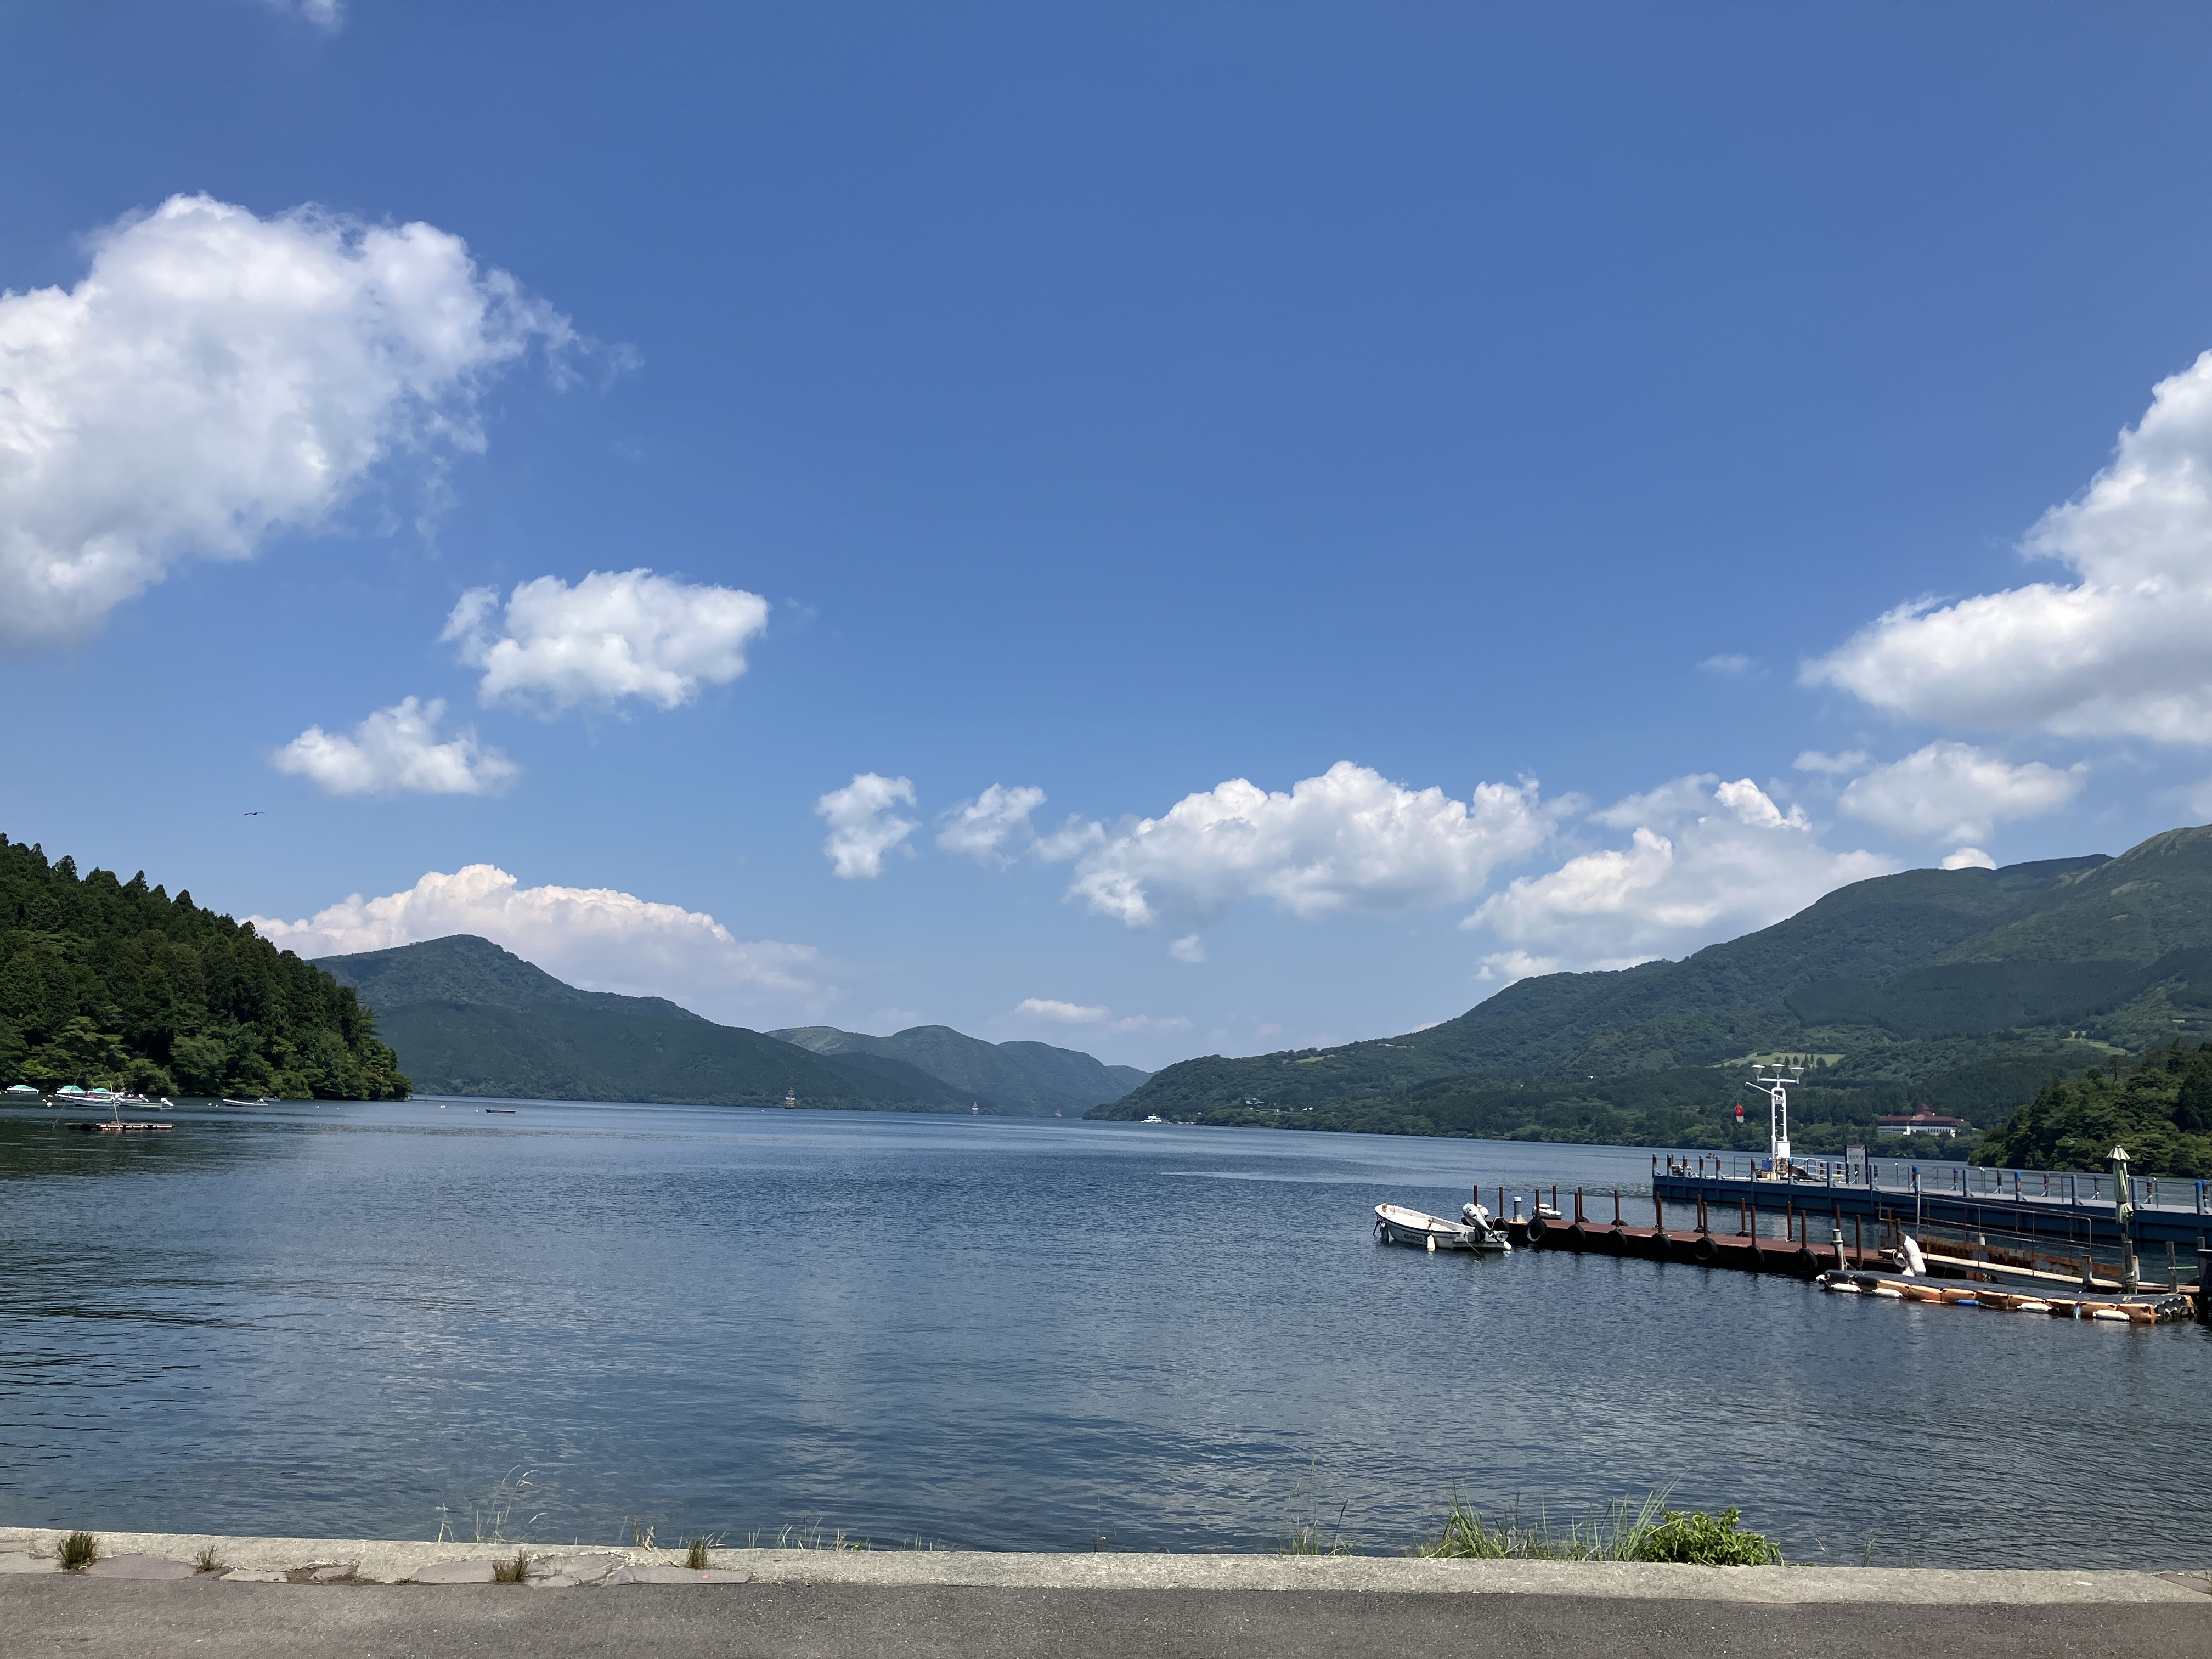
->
[1654,1152,2210,1217]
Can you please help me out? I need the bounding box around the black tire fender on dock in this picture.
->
[1526,1216,1548,1244]
[1567,1222,1591,1251]
[1605,1227,1628,1255]
[1691,1234,1719,1264]
[1792,1246,1819,1279]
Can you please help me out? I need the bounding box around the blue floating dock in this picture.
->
[1650,1154,2212,1251]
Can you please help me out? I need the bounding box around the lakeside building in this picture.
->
[1875,1111,1966,1138]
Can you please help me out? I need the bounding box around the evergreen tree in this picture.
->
[0,835,409,1099]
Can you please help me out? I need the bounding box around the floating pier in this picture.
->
[1652,1156,2212,1251]
[1470,1066,2206,1318]
[1480,1183,2200,1320]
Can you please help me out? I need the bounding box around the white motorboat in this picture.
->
[1374,1201,1513,1253]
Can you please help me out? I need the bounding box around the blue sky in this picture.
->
[8,2,2212,1068]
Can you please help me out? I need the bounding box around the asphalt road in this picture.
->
[5,1579,2203,1659]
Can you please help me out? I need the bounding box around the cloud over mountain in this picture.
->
[0,194,566,648]
[1013,997,1188,1034]
[1464,776,1893,978]
[251,863,833,1024]
[1052,761,1563,927]
[1836,742,2085,843]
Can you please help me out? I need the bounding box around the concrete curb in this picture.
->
[2,1530,2202,1602]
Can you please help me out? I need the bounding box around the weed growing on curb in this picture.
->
[58,1532,98,1571]
[1635,1508,1782,1566]
[1411,1489,1781,1565]
[468,1470,545,1546]
[194,1546,224,1574]
[491,1549,533,1583]
[1278,1462,1362,1556]
[683,1537,714,1571]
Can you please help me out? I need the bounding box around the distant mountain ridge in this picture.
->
[1097,825,2212,1131]
[314,934,1143,1115]
[315,935,930,1108]
[770,1024,1149,1115]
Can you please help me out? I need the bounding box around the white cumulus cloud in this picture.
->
[1013,997,1188,1035]
[1052,761,1565,928]
[1016,997,1110,1024]
[1464,776,1894,971]
[1805,348,2212,743]
[1836,742,2085,843]
[0,193,567,649]
[443,569,769,714]
[1168,934,1206,963]
[1942,847,1998,871]
[271,697,518,797]
[250,864,834,1026]
[1476,950,1562,985]
[936,783,1046,864]
[817,773,918,879]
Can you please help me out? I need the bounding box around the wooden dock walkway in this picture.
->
[1489,1182,2203,1318]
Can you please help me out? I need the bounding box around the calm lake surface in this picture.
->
[2,1099,2205,1566]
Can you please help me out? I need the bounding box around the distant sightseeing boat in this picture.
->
[784,1089,798,1110]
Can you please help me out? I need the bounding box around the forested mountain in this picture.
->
[316,934,965,1109]
[1094,825,2212,1166]
[0,835,408,1099]
[770,1024,1148,1115]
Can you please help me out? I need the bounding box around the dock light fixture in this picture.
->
[1745,1064,1802,1169]
[2112,1146,2138,1292]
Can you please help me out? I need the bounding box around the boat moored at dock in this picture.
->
[1374,1198,1512,1253]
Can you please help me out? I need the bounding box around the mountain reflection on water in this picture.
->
[1,1101,2205,1566]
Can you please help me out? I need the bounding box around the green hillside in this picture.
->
[315,934,962,1109]
[1094,826,2212,1147]
[770,1023,1148,1115]
[0,834,408,1099]
[1974,1043,2212,1176]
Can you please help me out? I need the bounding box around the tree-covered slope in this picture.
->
[316,934,961,1109]
[1974,1042,2212,1176]
[317,933,709,1025]
[1098,828,2212,1133]
[0,835,408,1099]
[770,1023,1148,1115]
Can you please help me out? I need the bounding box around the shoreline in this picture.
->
[3,1528,2204,1603]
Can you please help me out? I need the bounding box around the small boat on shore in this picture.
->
[1374,1201,1513,1254]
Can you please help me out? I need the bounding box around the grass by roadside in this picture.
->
[1283,1488,1782,1565]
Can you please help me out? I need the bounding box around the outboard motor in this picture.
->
[1462,1202,1489,1229]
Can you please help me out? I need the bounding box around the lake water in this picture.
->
[2,1099,2205,1567]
